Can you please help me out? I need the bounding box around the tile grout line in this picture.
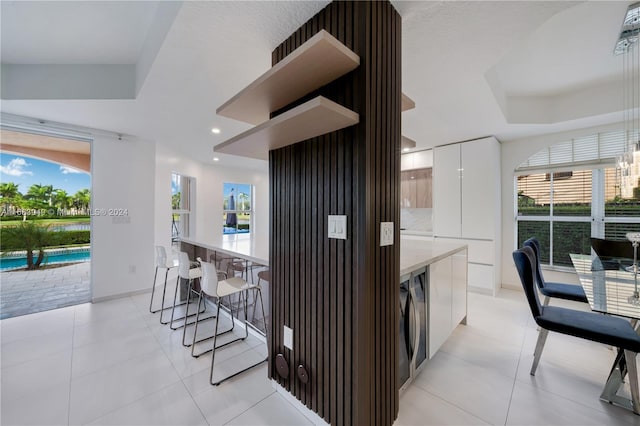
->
[143,294,211,425]
[503,317,528,426]
[75,295,187,426]
[414,386,492,426]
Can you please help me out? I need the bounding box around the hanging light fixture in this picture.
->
[615,2,640,200]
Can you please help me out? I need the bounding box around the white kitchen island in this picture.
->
[399,237,468,390]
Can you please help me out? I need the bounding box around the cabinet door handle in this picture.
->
[409,282,421,370]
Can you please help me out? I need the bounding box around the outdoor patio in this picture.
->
[0,262,90,320]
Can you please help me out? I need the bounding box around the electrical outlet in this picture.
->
[380,222,394,246]
[128,264,136,274]
[284,325,293,350]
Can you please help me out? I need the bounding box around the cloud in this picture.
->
[60,165,83,174]
[0,157,33,177]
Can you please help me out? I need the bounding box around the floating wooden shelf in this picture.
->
[402,93,415,112]
[401,135,416,150]
[214,96,359,161]
[216,30,360,125]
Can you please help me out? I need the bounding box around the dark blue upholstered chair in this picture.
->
[523,237,588,306]
[513,246,640,413]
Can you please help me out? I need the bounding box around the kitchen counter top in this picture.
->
[183,234,466,276]
[400,238,467,276]
[181,234,268,265]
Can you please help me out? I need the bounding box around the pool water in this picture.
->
[1,251,91,271]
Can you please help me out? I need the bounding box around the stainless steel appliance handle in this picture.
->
[409,280,421,369]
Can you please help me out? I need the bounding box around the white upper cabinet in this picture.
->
[461,138,500,240]
[434,137,500,239]
[433,143,462,237]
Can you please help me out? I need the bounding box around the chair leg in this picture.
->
[181,279,194,346]
[531,328,549,376]
[209,299,223,385]
[158,269,170,323]
[166,276,181,326]
[190,291,204,355]
[167,277,206,329]
[173,278,192,330]
[625,350,640,414]
[149,266,159,313]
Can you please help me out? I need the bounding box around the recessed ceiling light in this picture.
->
[213,157,219,162]
[403,147,410,152]
[211,128,221,134]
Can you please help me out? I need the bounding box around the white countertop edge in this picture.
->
[399,239,468,276]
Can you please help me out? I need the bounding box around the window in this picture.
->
[517,171,592,267]
[223,182,252,234]
[515,130,640,269]
[172,173,193,241]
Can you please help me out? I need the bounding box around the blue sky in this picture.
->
[0,154,90,195]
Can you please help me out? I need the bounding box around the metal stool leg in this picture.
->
[149,266,159,313]
[182,285,217,347]
[210,290,267,386]
[168,276,206,330]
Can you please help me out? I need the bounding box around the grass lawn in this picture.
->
[0,217,90,228]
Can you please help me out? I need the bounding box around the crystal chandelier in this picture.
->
[616,2,640,200]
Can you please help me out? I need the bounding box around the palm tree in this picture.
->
[0,182,19,199]
[53,189,71,210]
[238,192,250,211]
[72,189,91,212]
[0,182,20,212]
[26,184,54,208]
[2,222,51,269]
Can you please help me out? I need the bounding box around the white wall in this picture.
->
[91,134,155,300]
[154,144,269,251]
[499,121,623,290]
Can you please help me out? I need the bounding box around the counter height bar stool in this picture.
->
[523,237,589,306]
[513,246,640,414]
[191,259,267,386]
[181,257,231,347]
[150,246,179,321]
[167,251,206,330]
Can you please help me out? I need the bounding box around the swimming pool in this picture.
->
[0,249,91,271]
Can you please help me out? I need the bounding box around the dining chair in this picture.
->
[513,246,640,413]
[523,237,588,306]
[190,259,267,385]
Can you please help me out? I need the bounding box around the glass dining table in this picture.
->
[570,253,640,412]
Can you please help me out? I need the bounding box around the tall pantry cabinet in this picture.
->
[433,136,501,294]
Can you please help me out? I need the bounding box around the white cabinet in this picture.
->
[433,137,501,294]
[428,257,452,359]
[428,247,468,359]
[432,144,461,237]
[401,149,433,171]
[461,138,500,240]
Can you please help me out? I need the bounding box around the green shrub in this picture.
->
[47,230,91,246]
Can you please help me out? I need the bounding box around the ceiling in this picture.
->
[0,1,635,171]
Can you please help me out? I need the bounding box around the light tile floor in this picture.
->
[0,262,91,319]
[2,286,640,425]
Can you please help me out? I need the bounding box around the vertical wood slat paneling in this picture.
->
[269,2,400,425]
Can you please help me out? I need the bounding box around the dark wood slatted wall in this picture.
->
[269,2,401,425]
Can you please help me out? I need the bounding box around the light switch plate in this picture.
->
[380,222,394,246]
[284,326,293,350]
[328,215,347,240]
